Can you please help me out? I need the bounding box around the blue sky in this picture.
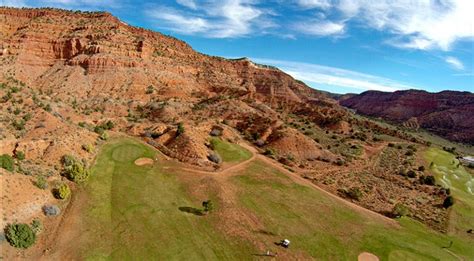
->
[3,0,474,94]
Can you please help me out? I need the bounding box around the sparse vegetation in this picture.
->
[15,151,25,160]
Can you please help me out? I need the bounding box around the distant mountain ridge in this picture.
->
[340,89,474,144]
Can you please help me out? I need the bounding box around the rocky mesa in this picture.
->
[340,90,474,145]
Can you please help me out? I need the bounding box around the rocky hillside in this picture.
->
[340,90,474,144]
[0,7,347,167]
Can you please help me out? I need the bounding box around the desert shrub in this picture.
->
[388,143,394,147]
[407,170,416,178]
[405,150,414,156]
[264,148,275,156]
[93,125,104,135]
[443,146,456,153]
[392,203,409,217]
[335,159,345,166]
[347,187,362,201]
[202,200,214,213]
[443,196,454,208]
[176,122,185,136]
[103,120,114,130]
[22,113,32,121]
[418,165,425,171]
[62,155,90,182]
[31,219,43,234]
[398,169,407,176]
[82,144,94,153]
[35,176,48,190]
[99,131,108,140]
[54,183,71,200]
[208,153,222,164]
[12,119,25,130]
[419,175,435,186]
[0,154,15,171]
[146,85,154,94]
[15,151,25,160]
[5,223,36,249]
[43,205,60,216]
[251,132,261,141]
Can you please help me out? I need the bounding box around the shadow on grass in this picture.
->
[179,206,204,216]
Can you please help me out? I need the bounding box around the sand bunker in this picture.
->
[358,252,379,261]
[134,157,154,166]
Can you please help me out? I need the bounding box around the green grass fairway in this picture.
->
[425,147,474,237]
[210,137,252,163]
[72,138,473,260]
[79,138,251,260]
[232,160,474,260]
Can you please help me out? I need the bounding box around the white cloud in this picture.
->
[293,20,345,36]
[146,0,274,38]
[252,58,419,92]
[331,0,473,50]
[445,56,465,70]
[297,0,331,9]
[176,0,197,10]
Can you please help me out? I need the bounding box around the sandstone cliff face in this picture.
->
[0,7,335,109]
[340,90,474,144]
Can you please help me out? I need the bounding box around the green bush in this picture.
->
[5,223,36,249]
[346,187,362,201]
[0,154,15,172]
[176,122,185,136]
[54,183,71,200]
[443,196,454,208]
[82,144,94,153]
[146,85,154,94]
[35,176,48,190]
[15,151,25,160]
[392,203,409,217]
[62,155,90,182]
[99,131,109,140]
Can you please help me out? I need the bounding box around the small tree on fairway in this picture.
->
[202,200,214,213]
